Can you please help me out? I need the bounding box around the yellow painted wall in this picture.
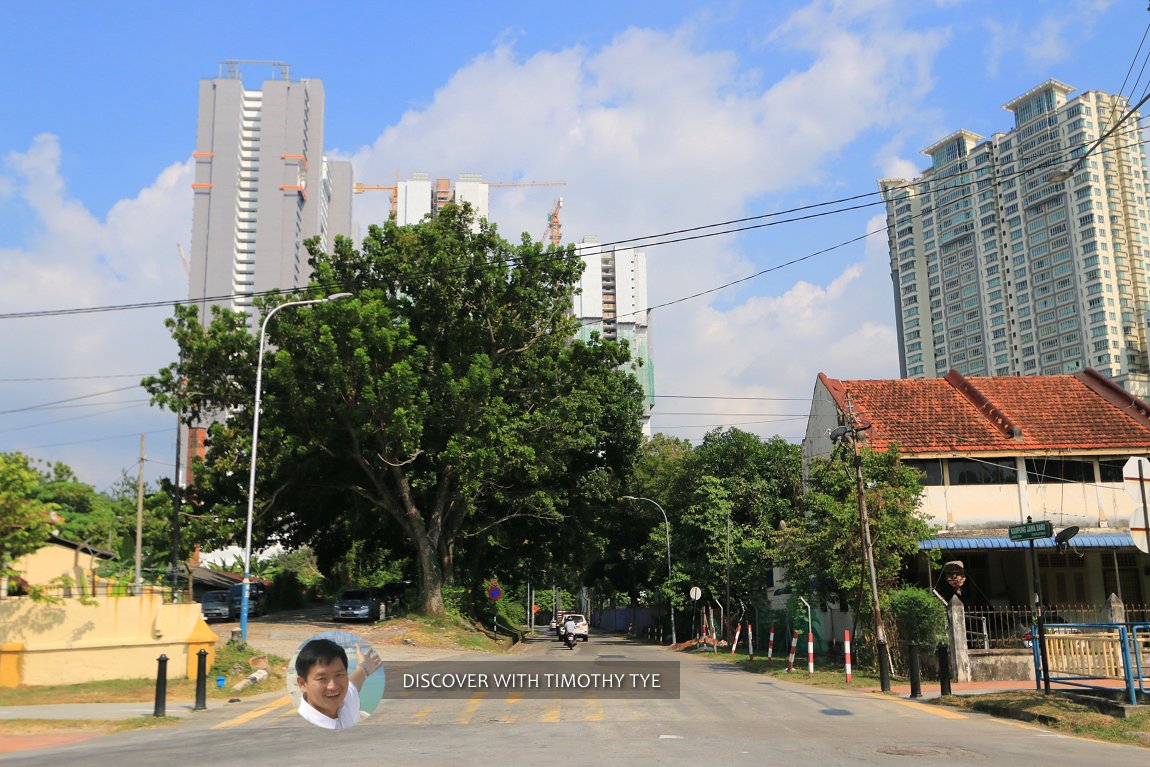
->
[0,595,216,687]
[12,542,105,594]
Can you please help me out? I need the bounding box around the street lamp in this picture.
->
[621,496,676,645]
[241,292,352,642]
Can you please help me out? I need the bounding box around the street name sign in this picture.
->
[1008,520,1053,542]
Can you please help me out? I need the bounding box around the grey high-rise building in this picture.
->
[188,61,352,325]
[880,80,1150,396]
[574,236,655,435]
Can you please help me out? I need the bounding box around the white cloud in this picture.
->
[0,134,191,488]
[346,9,943,443]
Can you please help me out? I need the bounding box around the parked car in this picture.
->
[200,590,231,621]
[332,587,386,622]
[228,582,267,619]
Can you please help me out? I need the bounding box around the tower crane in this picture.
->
[543,197,564,246]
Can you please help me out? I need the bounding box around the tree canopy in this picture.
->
[146,205,645,614]
[769,442,936,637]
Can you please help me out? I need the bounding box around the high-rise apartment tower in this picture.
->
[880,80,1150,396]
[188,61,353,325]
[574,236,655,434]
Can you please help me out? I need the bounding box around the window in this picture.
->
[904,459,943,486]
[948,458,1018,485]
[1099,458,1130,482]
[1025,457,1095,483]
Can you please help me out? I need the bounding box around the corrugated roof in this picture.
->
[919,534,1135,551]
[818,368,1150,455]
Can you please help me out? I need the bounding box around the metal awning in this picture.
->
[918,533,1135,551]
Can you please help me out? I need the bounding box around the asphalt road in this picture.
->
[2,633,1146,767]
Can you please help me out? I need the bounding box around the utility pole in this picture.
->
[135,433,145,592]
[845,392,891,692]
[725,508,731,643]
[170,411,183,601]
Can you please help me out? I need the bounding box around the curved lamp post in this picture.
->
[241,292,352,642]
[621,496,676,645]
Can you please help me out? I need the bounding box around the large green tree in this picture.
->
[146,205,644,615]
[770,443,935,638]
[0,452,60,596]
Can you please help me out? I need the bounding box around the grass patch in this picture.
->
[0,643,288,707]
[935,692,1150,748]
[719,647,887,689]
[375,611,513,653]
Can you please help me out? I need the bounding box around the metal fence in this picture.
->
[7,580,172,601]
[963,604,1123,649]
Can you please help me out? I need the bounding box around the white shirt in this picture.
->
[298,679,362,730]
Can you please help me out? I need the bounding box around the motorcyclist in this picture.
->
[563,616,577,648]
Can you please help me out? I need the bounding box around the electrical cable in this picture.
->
[1,115,1147,327]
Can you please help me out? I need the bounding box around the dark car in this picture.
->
[228,582,267,619]
[332,587,385,622]
[200,590,231,621]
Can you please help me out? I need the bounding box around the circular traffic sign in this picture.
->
[689,586,702,601]
[486,584,503,601]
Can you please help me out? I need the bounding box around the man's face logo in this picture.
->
[297,657,349,718]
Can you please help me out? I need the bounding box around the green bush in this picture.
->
[883,587,946,644]
[266,570,307,611]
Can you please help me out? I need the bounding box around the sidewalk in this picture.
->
[0,688,287,722]
[868,677,1131,700]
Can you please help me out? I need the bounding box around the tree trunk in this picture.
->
[416,540,445,616]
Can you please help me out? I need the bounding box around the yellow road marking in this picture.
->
[540,703,561,722]
[409,705,435,725]
[455,692,488,724]
[877,697,967,719]
[582,699,604,722]
[212,695,292,729]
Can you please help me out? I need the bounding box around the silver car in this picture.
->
[200,590,231,621]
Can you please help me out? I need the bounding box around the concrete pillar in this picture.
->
[947,596,972,682]
[1106,592,1126,624]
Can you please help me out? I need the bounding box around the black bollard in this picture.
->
[937,642,952,696]
[194,649,208,711]
[908,641,922,699]
[153,654,169,717]
[877,639,891,692]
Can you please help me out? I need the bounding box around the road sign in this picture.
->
[1126,457,1150,555]
[689,586,702,601]
[1008,520,1053,542]
[486,584,502,601]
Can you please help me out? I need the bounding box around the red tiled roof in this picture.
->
[817,368,1150,455]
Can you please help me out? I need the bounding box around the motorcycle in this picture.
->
[564,631,576,649]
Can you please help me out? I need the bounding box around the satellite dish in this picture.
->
[1054,526,1080,544]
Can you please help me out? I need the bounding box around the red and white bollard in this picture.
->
[767,625,776,662]
[731,623,743,655]
[786,630,800,673]
[844,630,852,684]
[807,632,814,676]
[747,623,755,661]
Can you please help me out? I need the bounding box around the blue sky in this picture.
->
[1,0,1146,491]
